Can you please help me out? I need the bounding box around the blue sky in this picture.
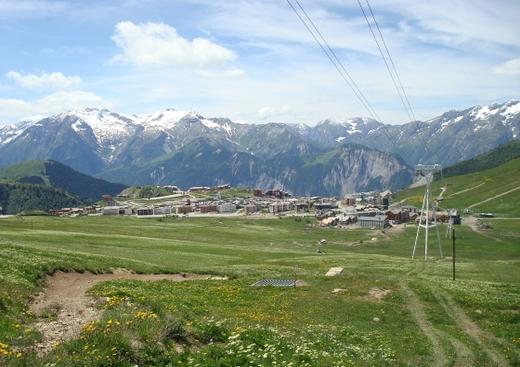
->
[0,0,519,125]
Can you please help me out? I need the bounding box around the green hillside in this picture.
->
[442,140,520,178]
[0,182,82,214]
[394,157,520,216]
[0,160,127,202]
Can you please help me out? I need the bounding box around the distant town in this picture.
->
[38,184,469,231]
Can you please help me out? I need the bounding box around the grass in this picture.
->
[394,157,520,216]
[0,215,518,366]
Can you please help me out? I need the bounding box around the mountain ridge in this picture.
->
[0,100,518,196]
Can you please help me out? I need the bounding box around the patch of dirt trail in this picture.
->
[437,292,509,366]
[29,270,227,355]
[401,282,448,367]
[465,216,503,242]
[434,329,474,367]
[402,278,491,366]
[362,287,392,302]
[467,183,520,209]
[448,182,485,198]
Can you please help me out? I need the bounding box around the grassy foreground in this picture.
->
[0,216,518,366]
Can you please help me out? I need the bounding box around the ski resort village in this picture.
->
[43,184,453,233]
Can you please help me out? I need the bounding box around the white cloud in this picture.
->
[256,105,294,120]
[0,0,69,18]
[0,90,109,121]
[111,21,236,67]
[6,71,81,90]
[494,58,520,76]
[195,68,245,78]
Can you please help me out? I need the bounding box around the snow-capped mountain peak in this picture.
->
[54,108,137,144]
[136,109,194,129]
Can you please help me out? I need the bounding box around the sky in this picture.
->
[0,0,519,125]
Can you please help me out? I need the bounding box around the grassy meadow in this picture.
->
[0,215,518,366]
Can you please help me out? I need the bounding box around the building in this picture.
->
[343,196,356,206]
[269,201,293,214]
[154,205,173,215]
[448,209,461,225]
[358,215,389,229]
[103,206,131,215]
[338,214,357,225]
[385,209,410,224]
[136,207,154,216]
[295,202,310,213]
[314,203,336,211]
[101,195,116,207]
[380,190,393,202]
[217,203,236,213]
[245,204,262,215]
[264,189,290,199]
[402,205,419,214]
[176,206,193,215]
[199,205,217,214]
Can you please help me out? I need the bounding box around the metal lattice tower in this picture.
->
[412,164,443,260]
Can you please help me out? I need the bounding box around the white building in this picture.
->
[217,203,236,213]
[103,206,132,216]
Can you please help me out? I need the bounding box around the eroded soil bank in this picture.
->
[29,270,227,354]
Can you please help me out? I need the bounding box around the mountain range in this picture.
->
[0,100,518,196]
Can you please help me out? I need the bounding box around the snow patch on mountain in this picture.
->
[200,118,234,136]
[137,109,193,129]
[55,108,136,145]
[471,105,500,120]
[502,101,520,118]
[438,115,464,133]
[0,121,36,145]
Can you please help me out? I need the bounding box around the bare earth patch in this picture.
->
[363,287,392,302]
[29,270,227,355]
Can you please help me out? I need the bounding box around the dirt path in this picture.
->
[30,270,226,355]
[438,185,447,200]
[465,217,503,242]
[438,292,509,366]
[437,330,474,367]
[401,282,448,367]
[467,184,520,209]
[448,182,485,198]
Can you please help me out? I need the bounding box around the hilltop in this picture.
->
[0,160,126,202]
[442,140,520,178]
[394,146,520,216]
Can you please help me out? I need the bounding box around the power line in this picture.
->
[356,0,414,122]
[285,0,380,122]
[364,0,417,122]
[357,0,433,160]
[286,0,399,150]
[291,0,381,122]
